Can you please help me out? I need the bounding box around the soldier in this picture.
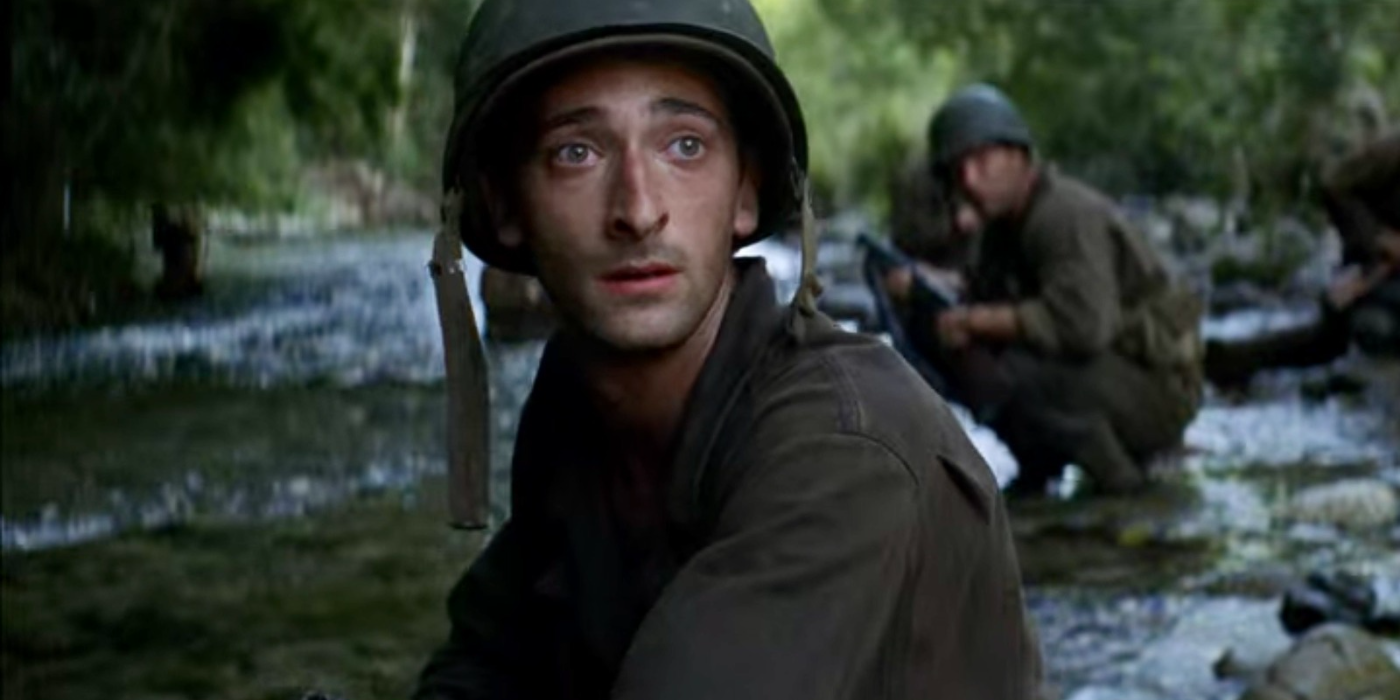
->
[150,202,205,300]
[887,84,1203,496]
[1205,128,1399,384]
[415,2,1042,698]
[889,152,981,270]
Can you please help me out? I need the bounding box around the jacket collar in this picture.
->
[517,257,784,531]
[511,257,785,665]
[665,257,784,536]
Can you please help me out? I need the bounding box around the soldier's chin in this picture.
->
[585,309,695,355]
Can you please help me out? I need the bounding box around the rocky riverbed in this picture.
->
[2,230,1397,699]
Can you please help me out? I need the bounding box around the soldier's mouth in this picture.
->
[599,263,680,295]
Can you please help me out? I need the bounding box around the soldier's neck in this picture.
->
[1008,165,1042,220]
[578,269,735,467]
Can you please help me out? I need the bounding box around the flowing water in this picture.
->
[3,231,1398,698]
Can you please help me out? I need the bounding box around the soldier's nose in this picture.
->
[609,148,668,240]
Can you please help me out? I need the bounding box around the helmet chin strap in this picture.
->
[793,178,823,316]
[433,189,492,530]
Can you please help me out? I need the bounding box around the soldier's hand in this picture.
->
[884,266,914,302]
[1327,266,1376,310]
[936,308,973,349]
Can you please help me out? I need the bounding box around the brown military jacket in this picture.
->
[1323,130,1400,265]
[971,168,1202,374]
[416,259,1042,700]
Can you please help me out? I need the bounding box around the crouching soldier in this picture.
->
[414,2,1042,698]
[887,84,1204,497]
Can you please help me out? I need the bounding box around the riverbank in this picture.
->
[2,483,480,700]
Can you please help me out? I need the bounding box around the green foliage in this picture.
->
[384,0,482,193]
[754,0,1400,216]
[756,0,959,216]
[5,0,471,222]
[19,1,362,204]
[5,0,480,332]
[852,0,1398,205]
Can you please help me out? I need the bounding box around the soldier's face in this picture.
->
[499,57,759,353]
[957,145,1029,220]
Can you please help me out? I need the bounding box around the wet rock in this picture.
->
[1209,282,1290,314]
[1287,522,1347,544]
[1286,480,1399,531]
[1300,371,1371,401]
[1281,571,1378,636]
[1065,686,1166,700]
[1236,624,1400,700]
[1202,563,1305,599]
[1133,597,1290,698]
[1208,217,1320,293]
[1162,195,1232,250]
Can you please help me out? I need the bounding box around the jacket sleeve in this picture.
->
[1014,209,1122,358]
[609,432,920,700]
[413,519,551,700]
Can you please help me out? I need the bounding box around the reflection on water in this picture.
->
[1,234,478,389]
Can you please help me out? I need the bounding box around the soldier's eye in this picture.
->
[554,143,594,165]
[670,136,704,160]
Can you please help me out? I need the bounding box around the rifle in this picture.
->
[856,233,961,315]
[856,232,962,396]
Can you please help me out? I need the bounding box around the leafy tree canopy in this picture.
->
[757,0,1400,216]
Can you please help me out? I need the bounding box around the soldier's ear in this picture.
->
[480,175,524,249]
[733,156,760,241]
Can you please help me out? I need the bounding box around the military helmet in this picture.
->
[442,0,809,274]
[927,83,1034,168]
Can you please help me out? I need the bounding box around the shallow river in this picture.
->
[3,232,1397,698]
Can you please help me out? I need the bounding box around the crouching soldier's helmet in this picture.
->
[442,0,810,275]
[927,83,1035,168]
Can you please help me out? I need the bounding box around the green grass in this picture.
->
[1,488,482,700]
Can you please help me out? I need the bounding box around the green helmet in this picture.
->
[442,0,809,274]
[927,83,1034,168]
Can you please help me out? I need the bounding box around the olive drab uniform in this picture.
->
[932,169,1203,493]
